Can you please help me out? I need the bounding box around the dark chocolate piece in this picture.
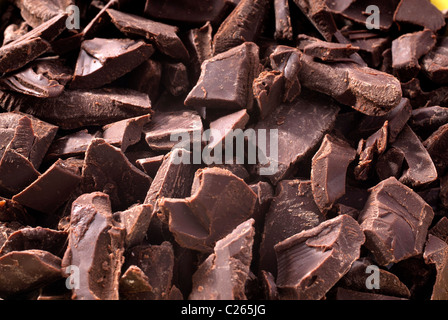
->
[254,89,340,184]
[119,265,154,300]
[423,123,448,174]
[375,147,405,181]
[159,167,257,253]
[253,70,284,119]
[82,138,152,211]
[0,249,62,298]
[274,214,365,300]
[299,54,403,116]
[2,22,28,45]
[136,155,164,178]
[429,216,448,243]
[116,204,153,248]
[259,180,325,276]
[422,37,448,85]
[0,197,33,225]
[107,8,189,61]
[423,234,448,300]
[394,0,445,32]
[207,109,250,151]
[127,59,162,104]
[298,35,359,62]
[61,192,125,300]
[1,88,152,130]
[12,158,82,214]
[269,45,302,103]
[351,35,390,68]
[311,134,356,213]
[71,38,154,89]
[161,62,189,97]
[0,227,67,257]
[15,0,72,28]
[391,124,438,187]
[185,42,260,110]
[274,0,293,41]
[212,0,268,54]
[260,270,279,300]
[410,106,448,138]
[189,219,255,299]
[102,114,151,152]
[144,110,202,151]
[186,22,213,84]
[392,29,436,81]
[358,177,434,265]
[0,221,24,249]
[45,129,100,160]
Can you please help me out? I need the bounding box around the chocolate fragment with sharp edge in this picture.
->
[0,88,152,130]
[61,192,125,300]
[82,139,152,211]
[298,34,359,62]
[0,221,23,249]
[212,0,268,55]
[274,214,365,300]
[186,22,213,84]
[107,8,189,61]
[161,62,189,97]
[254,89,340,184]
[189,218,255,299]
[45,130,100,161]
[375,147,405,181]
[259,180,325,276]
[423,234,448,300]
[0,226,67,257]
[253,70,284,119]
[115,204,153,248]
[2,22,28,46]
[12,158,82,214]
[126,59,162,104]
[429,217,448,243]
[207,109,250,151]
[422,37,448,85]
[159,167,257,253]
[0,249,62,298]
[119,265,154,300]
[0,197,33,225]
[311,134,357,213]
[185,42,260,111]
[423,123,448,174]
[102,114,151,152]
[358,177,434,266]
[15,0,73,28]
[260,270,279,300]
[393,0,445,32]
[274,0,293,41]
[410,106,448,138]
[136,155,164,178]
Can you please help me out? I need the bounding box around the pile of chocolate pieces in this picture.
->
[0,0,448,301]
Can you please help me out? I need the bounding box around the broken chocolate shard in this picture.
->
[107,8,189,61]
[0,249,62,298]
[0,88,152,130]
[274,214,365,300]
[394,0,445,32]
[2,22,28,46]
[299,54,403,116]
[423,234,448,300]
[82,138,152,211]
[159,167,257,253]
[15,0,72,28]
[61,192,125,300]
[189,219,255,300]
[0,197,33,225]
[311,134,356,213]
[186,22,213,84]
[392,29,436,82]
[253,70,284,119]
[422,37,448,85]
[259,180,325,276]
[102,114,151,152]
[185,42,260,110]
[274,0,293,41]
[143,110,202,151]
[207,109,250,151]
[71,38,154,89]
[212,0,268,55]
[119,265,153,300]
[136,155,164,178]
[12,158,82,214]
[126,59,162,104]
[423,123,448,174]
[375,147,405,181]
[161,62,189,97]
[409,105,448,138]
[116,204,153,248]
[0,226,67,258]
[45,129,99,160]
[430,217,448,243]
[298,35,360,62]
[358,177,434,266]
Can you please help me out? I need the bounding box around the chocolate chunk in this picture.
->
[391,124,438,187]
[185,42,260,110]
[61,192,125,300]
[335,287,408,300]
[45,130,100,160]
[207,109,250,151]
[189,219,255,299]
[116,204,153,248]
[82,139,152,211]
[423,123,448,174]
[375,147,405,181]
[126,59,162,104]
[12,158,82,214]
[161,62,189,97]
[15,0,72,28]
[212,0,268,54]
[274,0,293,41]
[0,197,33,225]
[0,227,67,257]
[0,221,23,249]
[392,29,436,81]
[32,58,73,86]
[136,155,164,178]
[274,214,365,300]
[0,249,62,298]
[107,8,189,61]
[2,22,28,46]
[259,180,325,276]
[291,0,337,41]
[354,121,388,181]
[71,38,154,89]
[159,167,257,253]
[123,242,175,300]
[298,35,359,62]
[358,177,434,265]
[260,270,279,300]
[299,54,403,116]
[351,35,390,68]
[422,38,448,85]
[144,110,202,151]
[254,89,340,184]
[119,265,154,300]
[186,22,213,84]
[409,106,448,138]
[311,134,356,212]
[401,78,448,108]
[269,45,302,103]
[423,234,448,300]
[1,88,152,130]
[253,70,284,119]
[102,114,151,152]
[429,216,448,243]
[394,0,445,32]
